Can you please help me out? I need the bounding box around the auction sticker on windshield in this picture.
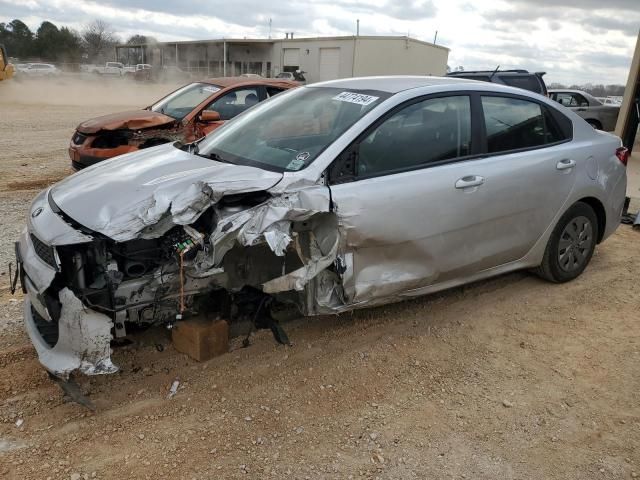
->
[333,92,379,106]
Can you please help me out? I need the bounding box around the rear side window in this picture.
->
[481,96,569,153]
[499,75,543,94]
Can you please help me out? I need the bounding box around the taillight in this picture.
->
[616,147,629,166]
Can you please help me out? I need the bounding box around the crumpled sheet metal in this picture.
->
[25,288,117,379]
[77,110,175,134]
[195,188,339,297]
[208,188,332,264]
[96,176,281,242]
[262,230,338,293]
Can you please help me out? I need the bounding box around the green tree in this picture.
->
[35,21,59,60]
[57,27,83,63]
[1,19,34,58]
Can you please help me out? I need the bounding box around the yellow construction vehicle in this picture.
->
[0,44,15,81]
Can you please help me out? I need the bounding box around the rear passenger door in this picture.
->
[474,94,577,261]
[328,93,575,303]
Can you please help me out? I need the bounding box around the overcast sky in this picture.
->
[1,0,638,85]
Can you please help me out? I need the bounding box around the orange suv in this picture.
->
[69,77,297,170]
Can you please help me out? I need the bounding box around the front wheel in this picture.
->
[534,202,598,283]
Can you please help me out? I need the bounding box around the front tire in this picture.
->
[535,202,598,283]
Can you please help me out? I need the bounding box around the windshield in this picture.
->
[197,86,390,172]
[151,82,221,120]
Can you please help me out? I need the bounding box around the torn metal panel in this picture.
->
[263,215,339,294]
[24,288,117,379]
[203,187,332,269]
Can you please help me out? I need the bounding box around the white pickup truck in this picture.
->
[87,62,125,76]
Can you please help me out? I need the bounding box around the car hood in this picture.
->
[76,109,176,134]
[50,144,284,241]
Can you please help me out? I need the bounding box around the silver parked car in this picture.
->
[549,89,620,131]
[15,76,627,381]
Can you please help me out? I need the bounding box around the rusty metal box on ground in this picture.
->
[171,318,229,362]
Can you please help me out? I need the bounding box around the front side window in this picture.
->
[151,82,221,120]
[357,95,472,176]
[205,87,261,120]
[482,96,566,153]
[197,86,390,172]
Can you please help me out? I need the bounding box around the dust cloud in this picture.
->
[0,76,184,108]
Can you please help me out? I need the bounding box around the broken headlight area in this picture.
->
[89,126,183,151]
[90,130,132,149]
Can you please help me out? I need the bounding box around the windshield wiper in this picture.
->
[206,151,235,164]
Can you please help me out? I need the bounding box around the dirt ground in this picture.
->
[0,79,638,480]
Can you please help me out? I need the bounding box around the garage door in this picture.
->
[283,48,300,69]
[319,48,341,81]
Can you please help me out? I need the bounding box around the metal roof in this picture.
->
[117,35,448,51]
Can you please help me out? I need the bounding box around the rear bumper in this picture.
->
[602,170,627,241]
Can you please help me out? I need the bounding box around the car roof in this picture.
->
[203,76,298,88]
[307,75,515,94]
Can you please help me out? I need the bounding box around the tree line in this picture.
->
[0,18,155,65]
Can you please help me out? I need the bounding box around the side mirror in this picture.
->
[200,110,221,123]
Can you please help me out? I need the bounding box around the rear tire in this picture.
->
[534,202,598,283]
[586,119,602,130]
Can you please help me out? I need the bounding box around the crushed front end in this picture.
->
[16,172,341,380]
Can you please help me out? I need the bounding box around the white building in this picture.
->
[116,35,449,83]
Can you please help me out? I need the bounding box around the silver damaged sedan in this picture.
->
[15,76,628,380]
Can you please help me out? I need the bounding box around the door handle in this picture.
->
[577,108,587,112]
[556,159,576,170]
[455,175,485,189]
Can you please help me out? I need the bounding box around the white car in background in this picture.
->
[88,62,125,76]
[22,63,61,77]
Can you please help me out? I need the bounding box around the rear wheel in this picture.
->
[586,119,602,130]
[535,202,598,283]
